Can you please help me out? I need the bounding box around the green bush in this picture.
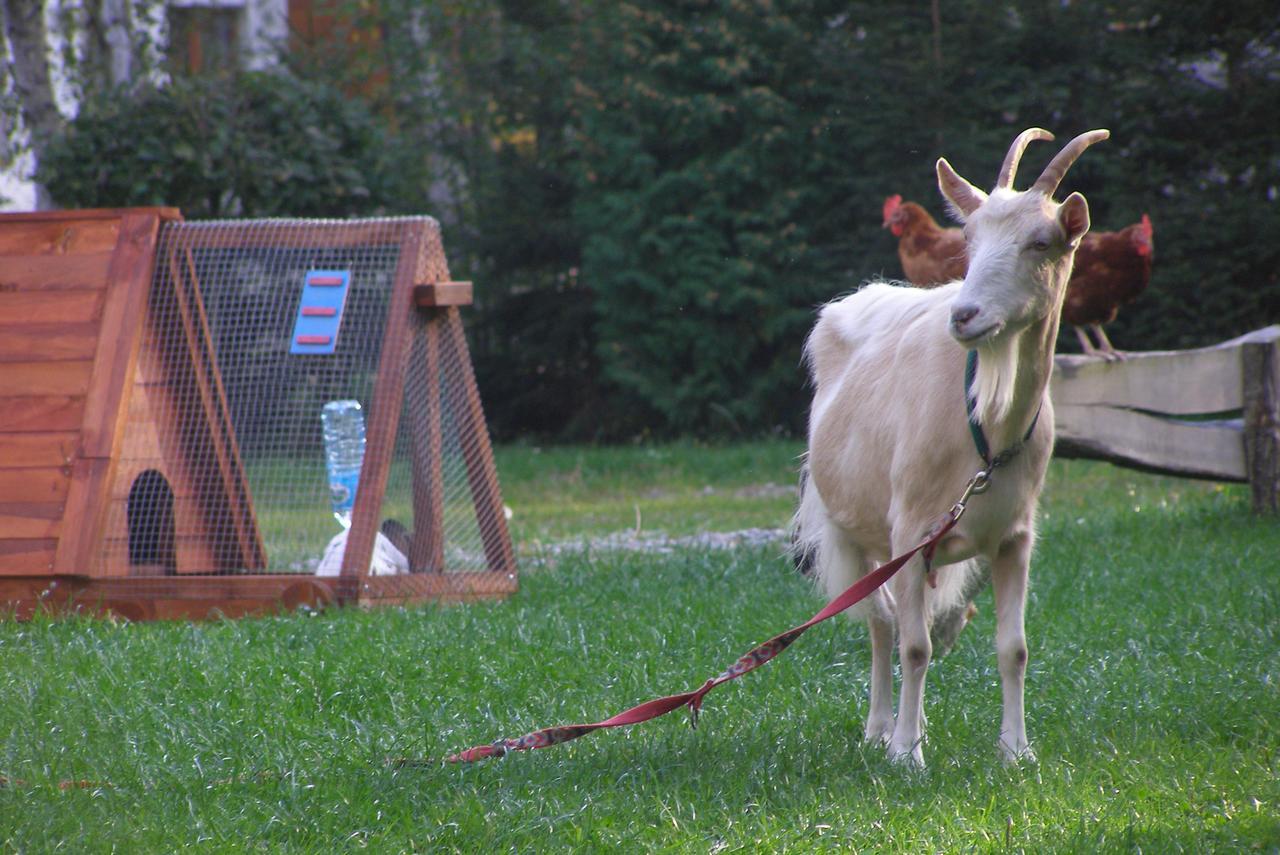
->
[39,71,395,218]
[575,2,853,437]
[303,0,1277,440]
[572,1,1279,437]
[37,4,1279,441]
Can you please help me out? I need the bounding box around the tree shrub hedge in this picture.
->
[37,2,1280,440]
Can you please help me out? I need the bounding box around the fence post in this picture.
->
[1242,335,1280,514]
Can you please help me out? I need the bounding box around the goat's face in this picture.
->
[934,129,1106,347]
[946,190,1088,345]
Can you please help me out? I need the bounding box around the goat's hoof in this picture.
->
[863,719,894,746]
[998,740,1037,766]
[887,742,925,770]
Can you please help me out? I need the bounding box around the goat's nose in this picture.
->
[951,304,980,328]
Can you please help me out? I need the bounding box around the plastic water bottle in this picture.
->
[321,400,366,528]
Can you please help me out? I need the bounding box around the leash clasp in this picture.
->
[925,469,991,584]
[950,469,991,520]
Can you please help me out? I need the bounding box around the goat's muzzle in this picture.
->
[951,303,980,331]
[950,302,999,345]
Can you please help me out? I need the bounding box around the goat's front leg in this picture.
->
[886,553,930,768]
[992,533,1036,764]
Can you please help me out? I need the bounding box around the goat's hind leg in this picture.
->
[812,524,891,746]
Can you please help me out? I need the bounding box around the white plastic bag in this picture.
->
[316,529,410,576]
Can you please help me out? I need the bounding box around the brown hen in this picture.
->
[882,194,966,286]
[1063,214,1154,359]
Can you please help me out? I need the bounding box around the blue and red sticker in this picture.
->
[289,270,352,355]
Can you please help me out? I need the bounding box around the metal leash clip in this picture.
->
[950,469,991,520]
[925,469,992,582]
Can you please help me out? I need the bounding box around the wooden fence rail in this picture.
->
[1051,325,1280,513]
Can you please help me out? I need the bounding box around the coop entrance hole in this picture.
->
[128,470,176,575]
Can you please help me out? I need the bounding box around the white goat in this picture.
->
[793,128,1108,767]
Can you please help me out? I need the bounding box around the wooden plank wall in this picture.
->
[1052,325,1280,512]
[0,209,190,578]
[0,214,121,574]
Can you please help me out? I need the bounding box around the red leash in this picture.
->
[446,489,976,764]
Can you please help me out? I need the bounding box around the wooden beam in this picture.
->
[0,540,57,575]
[0,323,100,362]
[0,253,113,291]
[0,396,84,433]
[0,577,61,618]
[170,220,419,251]
[440,307,516,578]
[407,314,446,572]
[1054,404,1246,482]
[0,207,181,223]
[0,361,94,397]
[0,503,63,539]
[0,432,78,468]
[77,213,165,458]
[1242,336,1280,513]
[165,241,268,571]
[0,467,71,503]
[0,291,103,325]
[341,223,422,580]
[357,569,519,605]
[413,282,473,307]
[1052,327,1280,487]
[0,218,123,255]
[1055,341,1238,415]
[0,568,514,620]
[54,212,166,576]
[50,456,111,575]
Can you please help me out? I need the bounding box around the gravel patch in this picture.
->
[523,526,790,564]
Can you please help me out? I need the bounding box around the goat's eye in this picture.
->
[1029,238,1051,252]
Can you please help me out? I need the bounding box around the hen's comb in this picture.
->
[883,194,903,224]
[1132,213,1155,256]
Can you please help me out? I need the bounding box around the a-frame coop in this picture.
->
[0,208,516,619]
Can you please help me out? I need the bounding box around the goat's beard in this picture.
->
[970,332,1020,427]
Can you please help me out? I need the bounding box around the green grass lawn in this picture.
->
[1,444,1277,852]
[495,440,806,546]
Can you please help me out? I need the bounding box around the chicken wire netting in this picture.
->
[94,216,505,587]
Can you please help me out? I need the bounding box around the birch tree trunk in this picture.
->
[81,0,136,91]
[3,0,61,208]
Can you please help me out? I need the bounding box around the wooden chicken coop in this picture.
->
[0,208,516,620]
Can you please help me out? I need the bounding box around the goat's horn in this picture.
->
[996,128,1054,190]
[1031,129,1111,196]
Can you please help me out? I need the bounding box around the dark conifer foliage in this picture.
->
[37,1,1280,439]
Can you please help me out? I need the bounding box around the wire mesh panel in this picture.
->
[89,215,514,606]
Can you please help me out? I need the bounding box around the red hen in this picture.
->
[1063,214,1154,359]
[882,194,966,287]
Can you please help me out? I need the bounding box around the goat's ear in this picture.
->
[1058,191,1091,246]
[936,158,986,218]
